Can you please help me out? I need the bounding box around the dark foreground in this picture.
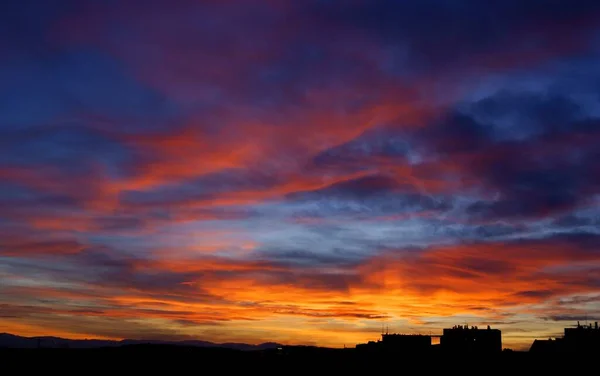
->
[0,345,593,372]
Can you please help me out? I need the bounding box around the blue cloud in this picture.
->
[0,49,178,130]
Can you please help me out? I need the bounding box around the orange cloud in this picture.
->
[2,235,599,349]
[0,236,85,256]
[355,238,600,317]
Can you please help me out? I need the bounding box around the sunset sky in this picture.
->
[1,0,600,351]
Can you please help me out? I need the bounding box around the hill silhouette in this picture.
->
[0,332,282,351]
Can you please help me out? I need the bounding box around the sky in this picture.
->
[1,0,600,351]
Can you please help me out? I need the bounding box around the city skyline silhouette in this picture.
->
[3,320,600,354]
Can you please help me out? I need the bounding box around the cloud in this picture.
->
[2,232,599,347]
[0,226,86,257]
[358,233,600,302]
[283,173,454,221]
[403,90,600,221]
[545,315,600,322]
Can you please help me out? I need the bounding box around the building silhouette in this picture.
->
[563,321,600,352]
[380,333,432,351]
[356,325,502,354]
[529,337,563,353]
[356,333,432,353]
[531,321,600,353]
[440,325,502,353]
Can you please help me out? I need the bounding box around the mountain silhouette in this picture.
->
[0,332,282,350]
